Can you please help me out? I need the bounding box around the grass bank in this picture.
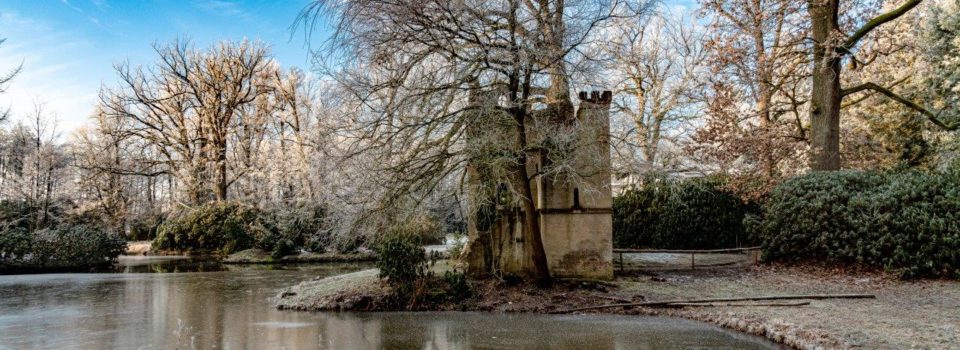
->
[275,265,960,349]
[222,248,375,264]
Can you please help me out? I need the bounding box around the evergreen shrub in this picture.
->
[0,224,126,272]
[613,176,756,249]
[153,202,276,255]
[750,170,960,279]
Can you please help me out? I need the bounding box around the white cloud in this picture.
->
[59,0,105,27]
[90,0,110,11]
[194,0,256,22]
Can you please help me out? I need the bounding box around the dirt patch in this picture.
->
[124,241,152,256]
[613,266,960,349]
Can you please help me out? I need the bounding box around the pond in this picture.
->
[0,256,784,349]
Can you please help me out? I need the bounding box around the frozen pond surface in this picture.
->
[0,257,784,349]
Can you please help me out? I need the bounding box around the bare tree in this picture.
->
[299,0,650,283]
[689,0,810,198]
[73,106,137,234]
[0,38,23,123]
[0,104,70,227]
[99,39,275,204]
[603,8,707,174]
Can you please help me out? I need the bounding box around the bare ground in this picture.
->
[613,266,960,349]
[275,265,960,350]
[124,241,152,255]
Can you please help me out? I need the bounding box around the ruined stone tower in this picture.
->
[462,90,614,280]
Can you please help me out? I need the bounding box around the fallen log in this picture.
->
[593,295,634,303]
[554,294,874,313]
[669,301,810,307]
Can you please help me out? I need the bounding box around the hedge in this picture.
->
[749,170,960,279]
[613,176,757,249]
[153,201,336,258]
[0,224,126,272]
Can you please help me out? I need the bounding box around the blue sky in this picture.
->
[0,0,320,132]
[0,0,699,134]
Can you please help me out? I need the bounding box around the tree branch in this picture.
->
[842,82,958,131]
[843,0,922,50]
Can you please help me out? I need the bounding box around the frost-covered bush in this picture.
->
[153,202,276,255]
[153,201,341,258]
[0,199,126,272]
[271,201,328,254]
[376,233,429,290]
[613,176,756,249]
[375,230,468,309]
[751,170,960,279]
[0,224,126,272]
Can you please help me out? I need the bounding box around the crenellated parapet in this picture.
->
[577,90,613,106]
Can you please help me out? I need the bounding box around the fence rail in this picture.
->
[614,246,762,272]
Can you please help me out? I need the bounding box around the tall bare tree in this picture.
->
[603,9,707,174]
[100,40,275,204]
[690,0,810,197]
[0,105,70,227]
[299,0,650,283]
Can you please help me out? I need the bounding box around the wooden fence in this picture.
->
[613,246,762,272]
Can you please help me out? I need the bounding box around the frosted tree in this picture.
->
[0,38,22,123]
[98,40,276,205]
[602,8,708,176]
[688,0,810,199]
[298,0,653,283]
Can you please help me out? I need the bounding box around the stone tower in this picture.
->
[462,90,614,280]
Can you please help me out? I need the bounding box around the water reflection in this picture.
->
[0,258,782,349]
[112,256,227,273]
[312,312,784,349]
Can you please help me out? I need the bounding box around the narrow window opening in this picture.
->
[572,188,582,210]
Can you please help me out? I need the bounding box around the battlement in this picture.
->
[577,90,612,105]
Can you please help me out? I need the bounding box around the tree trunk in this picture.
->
[513,112,552,286]
[517,169,551,286]
[808,0,842,171]
[216,145,228,201]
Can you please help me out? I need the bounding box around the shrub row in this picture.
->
[0,200,127,272]
[0,224,126,272]
[749,170,960,279]
[152,201,335,258]
[613,176,757,249]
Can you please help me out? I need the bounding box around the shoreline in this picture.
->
[221,249,376,264]
[275,265,960,349]
[124,242,378,264]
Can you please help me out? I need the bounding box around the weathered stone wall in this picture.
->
[539,211,612,279]
[536,91,614,279]
[463,90,614,280]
